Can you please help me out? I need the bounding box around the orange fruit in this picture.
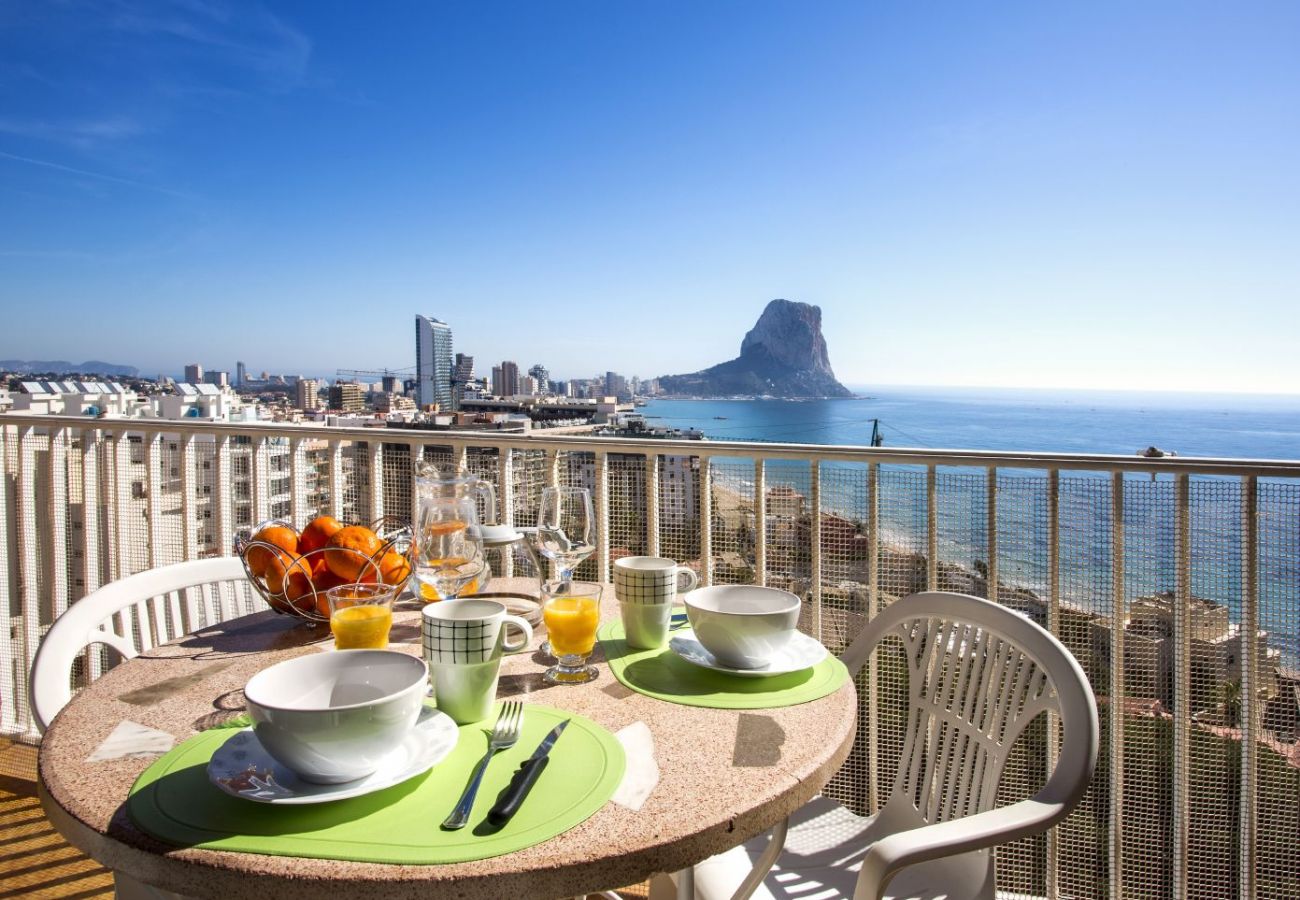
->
[324,525,383,581]
[265,551,311,593]
[299,515,344,555]
[377,550,411,587]
[245,525,298,577]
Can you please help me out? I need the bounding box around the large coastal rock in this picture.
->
[658,299,853,398]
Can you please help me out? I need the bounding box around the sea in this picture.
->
[637,386,1300,665]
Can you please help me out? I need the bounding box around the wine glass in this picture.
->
[536,487,596,585]
[535,487,596,656]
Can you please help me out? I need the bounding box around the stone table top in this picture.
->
[39,579,857,900]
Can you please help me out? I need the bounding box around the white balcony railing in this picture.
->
[3,413,1298,899]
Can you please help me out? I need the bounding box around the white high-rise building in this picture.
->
[184,363,204,384]
[415,316,454,410]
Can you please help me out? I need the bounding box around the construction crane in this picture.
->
[335,367,415,381]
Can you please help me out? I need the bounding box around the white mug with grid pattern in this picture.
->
[614,556,698,649]
[421,600,533,723]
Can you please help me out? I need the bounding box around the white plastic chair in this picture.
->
[30,557,258,734]
[655,590,1099,900]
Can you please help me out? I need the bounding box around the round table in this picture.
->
[39,579,858,900]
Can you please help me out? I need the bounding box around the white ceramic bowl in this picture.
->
[684,585,801,669]
[243,650,429,784]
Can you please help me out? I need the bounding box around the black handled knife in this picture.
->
[486,719,570,827]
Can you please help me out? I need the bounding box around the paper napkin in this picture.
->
[86,720,176,762]
[611,720,659,811]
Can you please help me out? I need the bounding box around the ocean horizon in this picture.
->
[639,385,1300,459]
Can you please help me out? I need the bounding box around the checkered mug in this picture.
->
[421,600,533,724]
[614,556,699,650]
[421,599,533,665]
[614,556,699,605]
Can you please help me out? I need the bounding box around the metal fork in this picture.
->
[442,701,523,830]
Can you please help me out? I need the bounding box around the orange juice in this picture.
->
[330,604,392,649]
[543,595,600,656]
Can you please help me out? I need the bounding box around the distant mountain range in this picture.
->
[0,359,139,378]
[658,299,854,399]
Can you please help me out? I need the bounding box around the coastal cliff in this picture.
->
[658,299,853,398]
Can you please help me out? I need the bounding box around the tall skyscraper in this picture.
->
[296,378,322,411]
[184,363,204,384]
[414,316,454,409]
[528,363,549,395]
[236,361,246,387]
[492,360,520,397]
[453,354,474,405]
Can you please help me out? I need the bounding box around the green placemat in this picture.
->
[128,704,624,864]
[599,619,849,708]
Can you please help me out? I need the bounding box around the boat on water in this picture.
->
[713,415,728,420]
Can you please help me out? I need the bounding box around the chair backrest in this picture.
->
[30,557,260,734]
[841,591,1099,827]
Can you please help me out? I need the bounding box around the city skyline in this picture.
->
[3,3,1299,393]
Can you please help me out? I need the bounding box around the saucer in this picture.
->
[208,707,458,804]
[669,628,829,677]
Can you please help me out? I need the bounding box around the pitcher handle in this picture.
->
[477,479,499,526]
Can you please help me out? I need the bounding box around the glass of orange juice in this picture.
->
[541,581,602,685]
[326,583,398,650]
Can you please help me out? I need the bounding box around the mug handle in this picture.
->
[501,615,534,653]
[675,567,699,594]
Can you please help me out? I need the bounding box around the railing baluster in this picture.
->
[251,435,270,525]
[985,466,997,603]
[866,460,880,815]
[17,427,42,736]
[368,441,385,523]
[809,459,822,640]
[699,455,713,587]
[1045,468,1060,900]
[47,427,69,620]
[645,453,660,558]
[1173,473,1191,898]
[213,433,233,545]
[180,435,198,562]
[1109,470,1126,900]
[110,432,129,583]
[926,464,938,591]
[289,437,307,524]
[595,450,610,584]
[754,458,766,587]
[145,434,163,570]
[1239,475,1258,900]
[0,426,16,733]
[327,440,344,520]
[498,448,515,578]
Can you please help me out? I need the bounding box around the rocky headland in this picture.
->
[658,299,853,399]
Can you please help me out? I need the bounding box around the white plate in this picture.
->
[207,707,459,804]
[669,628,829,677]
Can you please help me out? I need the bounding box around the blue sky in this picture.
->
[1,1,1298,392]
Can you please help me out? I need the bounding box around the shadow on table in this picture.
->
[620,654,813,697]
[138,612,325,663]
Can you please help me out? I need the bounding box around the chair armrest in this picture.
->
[854,798,1066,900]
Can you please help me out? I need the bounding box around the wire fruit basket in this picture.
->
[233,516,414,625]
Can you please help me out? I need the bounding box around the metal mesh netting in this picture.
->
[4,422,1300,900]
[709,457,757,586]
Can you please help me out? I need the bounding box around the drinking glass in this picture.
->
[414,505,487,601]
[536,487,596,584]
[326,583,398,649]
[541,581,602,685]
